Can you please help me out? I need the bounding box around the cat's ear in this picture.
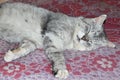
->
[93,14,107,25]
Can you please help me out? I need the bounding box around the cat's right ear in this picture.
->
[93,14,107,25]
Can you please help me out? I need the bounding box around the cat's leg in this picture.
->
[4,40,36,62]
[43,34,69,79]
[46,51,68,79]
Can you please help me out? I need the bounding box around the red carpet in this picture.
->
[0,0,120,80]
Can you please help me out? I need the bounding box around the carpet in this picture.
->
[0,0,120,80]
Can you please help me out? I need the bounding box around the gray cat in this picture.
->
[0,2,115,79]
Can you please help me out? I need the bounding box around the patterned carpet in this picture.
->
[0,0,120,80]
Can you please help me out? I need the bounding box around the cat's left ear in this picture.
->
[93,14,107,25]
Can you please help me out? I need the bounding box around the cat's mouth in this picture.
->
[81,35,89,41]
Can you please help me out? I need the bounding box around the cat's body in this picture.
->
[0,2,115,79]
[0,3,50,47]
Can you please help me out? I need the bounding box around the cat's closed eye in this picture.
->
[77,35,80,41]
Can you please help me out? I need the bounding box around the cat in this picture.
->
[0,2,115,79]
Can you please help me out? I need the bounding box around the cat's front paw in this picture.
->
[55,69,69,79]
[4,50,16,62]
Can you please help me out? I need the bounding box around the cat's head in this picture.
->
[74,14,115,50]
[76,14,107,41]
[85,14,107,39]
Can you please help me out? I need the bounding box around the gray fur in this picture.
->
[0,2,115,79]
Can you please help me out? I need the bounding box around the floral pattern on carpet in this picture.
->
[0,0,120,80]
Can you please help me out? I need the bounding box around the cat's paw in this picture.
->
[108,41,116,48]
[4,50,16,62]
[55,69,69,79]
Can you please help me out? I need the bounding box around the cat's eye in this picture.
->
[77,35,80,41]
